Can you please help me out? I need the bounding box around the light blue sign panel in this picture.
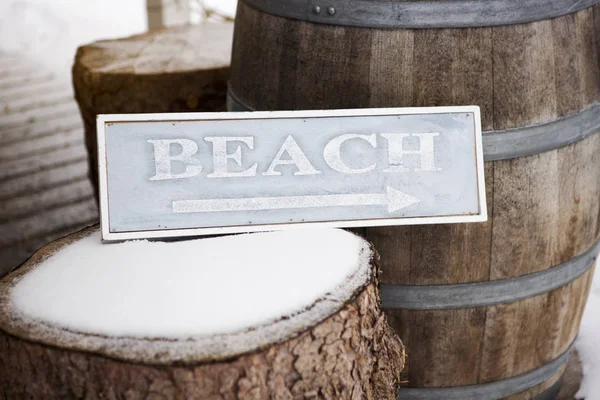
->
[98,107,486,241]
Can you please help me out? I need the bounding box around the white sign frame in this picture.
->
[98,107,487,241]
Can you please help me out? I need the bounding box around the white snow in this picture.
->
[0,0,147,79]
[11,229,368,339]
[203,0,237,18]
[576,261,600,400]
[0,1,239,80]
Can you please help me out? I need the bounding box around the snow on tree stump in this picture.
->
[72,22,232,198]
[0,226,404,399]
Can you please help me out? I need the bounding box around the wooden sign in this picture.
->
[98,107,486,241]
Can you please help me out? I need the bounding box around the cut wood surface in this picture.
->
[229,3,600,398]
[0,226,404,399]
[72,22,233,195]
[0,52,98,277]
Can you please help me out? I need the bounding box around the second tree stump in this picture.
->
[72,22,232,196]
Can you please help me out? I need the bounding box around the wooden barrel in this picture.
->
[228,1,600,399]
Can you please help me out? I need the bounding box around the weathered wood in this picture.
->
[229,2,600,398]
[557,352,584,400]
[0,73,54,90]
[72,22,233,197]
[1,90,73,115]
[0,53,98,276]
[230,3,600,127]
[0,129,83,162]
[0,65,35,79]
[0,145,87,182]
[0,160,88,200]
[0,226,404,400]
[0,115,82,145]
[0,179,93,222]
[0,81,67,102]
[0,102,77,131]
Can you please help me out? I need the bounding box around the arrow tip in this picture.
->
[386,187,421,213]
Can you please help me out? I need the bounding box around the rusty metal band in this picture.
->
[227,89,600,161]
[398,344,572,399]
[240,0,600,29]
[381,238,599,311]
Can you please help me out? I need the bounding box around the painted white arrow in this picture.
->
[172,186,421,214]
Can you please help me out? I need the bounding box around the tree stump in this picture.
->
[72,22,232,197]
[0,226,404,399]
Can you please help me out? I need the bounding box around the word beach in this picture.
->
[98,108,486,240]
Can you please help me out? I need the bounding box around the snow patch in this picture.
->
[204,0,237,17]
[11,229,368,340]
[576,261,600,400]
[0,0,147,79]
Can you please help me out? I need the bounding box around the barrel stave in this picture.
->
[386,266,593,395]
[556,133,600,260]
[386,307,487,387]
[370,134,600,287]
[478,269,593,384]
[230,3,600,130]
[551,9,600,118]
[502,368,565,400]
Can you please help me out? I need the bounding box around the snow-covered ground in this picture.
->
[0,0,147,80]
[0,0,237,80]
[0,1,598,398]
[577,263,600,399]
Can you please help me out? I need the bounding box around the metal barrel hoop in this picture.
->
[381,238,600,310]
[240,0,600,29]
[397,343,573,399]
[227,88,600,161]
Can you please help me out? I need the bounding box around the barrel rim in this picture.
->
[397,343,573,399]
[240,0,600,29]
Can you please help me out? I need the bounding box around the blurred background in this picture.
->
[0,0,236,80]
[0,0,236,275]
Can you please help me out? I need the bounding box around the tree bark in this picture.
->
[0,226,404,399]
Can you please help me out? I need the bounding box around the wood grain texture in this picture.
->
[387,307,487,387]
[479,267,594,384]
[0,115,82,145]
[0,53,98,277]
[229,3,600,398]
[0,90,73,115]
[230,4,600,128]
[557,352,584,400]
[72,22,233,195]
[0,226,404,400]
